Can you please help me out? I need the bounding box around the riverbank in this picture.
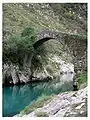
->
[15,87,87,117]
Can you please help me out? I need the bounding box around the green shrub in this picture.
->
[35,111,49,117]
[64,12,74,19]
[77,74,87,85]
[3,27,36,66]
[21,27,35,37]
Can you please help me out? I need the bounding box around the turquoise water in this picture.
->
[3,73,74,117]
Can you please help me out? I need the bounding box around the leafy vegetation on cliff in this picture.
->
[3,27,36,66]
[77,74,87,89]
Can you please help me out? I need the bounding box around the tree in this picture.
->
[3,27,36,67]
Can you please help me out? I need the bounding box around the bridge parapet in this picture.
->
[36,30,61,41]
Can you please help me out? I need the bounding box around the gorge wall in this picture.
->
[3,3,87,86]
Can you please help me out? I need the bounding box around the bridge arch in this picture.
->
[33,30,64,49]
[33,30,87,90]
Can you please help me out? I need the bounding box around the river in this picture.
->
[3,73,74,117]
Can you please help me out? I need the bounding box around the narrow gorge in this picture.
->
[2,3,87,117]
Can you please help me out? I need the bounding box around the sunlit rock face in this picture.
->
[32,39,74,80]
[35,30,87,75]
[2,37,74,85]
[3,64,31,85]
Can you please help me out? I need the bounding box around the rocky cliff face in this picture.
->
[3,3,87,85]
[3,39,74,85]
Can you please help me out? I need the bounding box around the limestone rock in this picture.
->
[11,66,19,84]
[22,87,87,117]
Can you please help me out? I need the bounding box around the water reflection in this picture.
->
[3,73,74,117]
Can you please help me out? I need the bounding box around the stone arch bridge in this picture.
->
[33,30,87,89]
[33,30,64,49]
[33,30,87,69]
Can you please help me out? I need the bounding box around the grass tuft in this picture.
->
[35,111,49,117]
[20,94,54,115]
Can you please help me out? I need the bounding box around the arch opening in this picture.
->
[33,37,55,49]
